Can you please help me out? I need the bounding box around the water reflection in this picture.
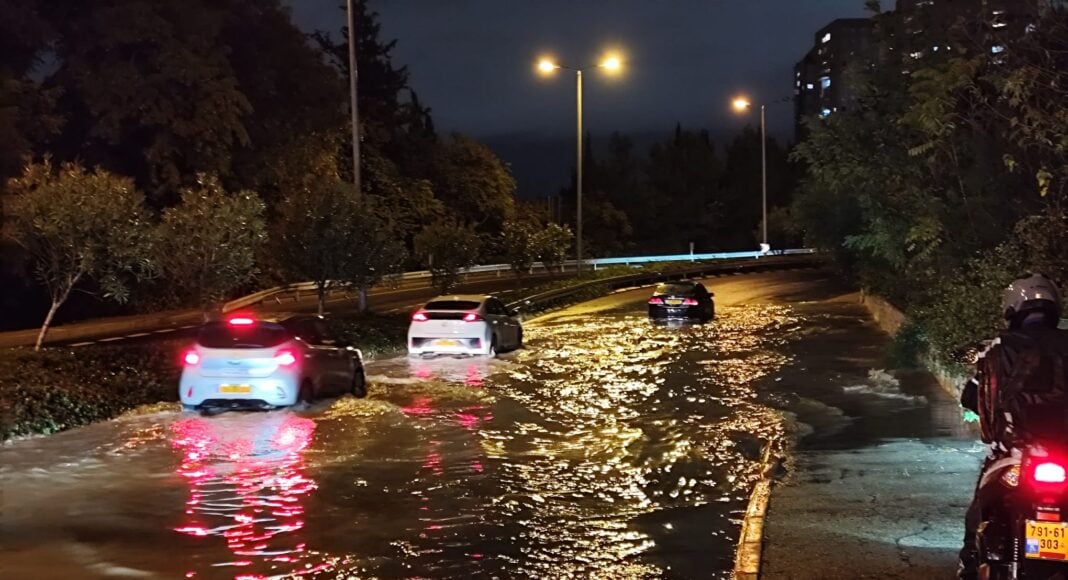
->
[170,413,334,578]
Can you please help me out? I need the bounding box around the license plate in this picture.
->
[1026,520,1068,560]
[666,299,683,306]
[219,384,252,394]
[435,339,460,347]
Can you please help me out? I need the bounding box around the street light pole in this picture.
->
[732,95,788,252]
[576,69,584,272]
[760,103,767,248]
[346,0,361,200]
[537,55,622,273]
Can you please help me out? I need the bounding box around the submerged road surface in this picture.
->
[0,270,935,579]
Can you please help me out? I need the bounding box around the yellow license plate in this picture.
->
[435,339,460,347]
[666,299,683,306]
[1026,520,1068,560]
[219,385,252,394]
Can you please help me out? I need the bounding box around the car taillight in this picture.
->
[228,316,255,326]
[1035,462,1067,484]
[648,297,664,305]
[183,351,201,366]
[463,313,483,322]
[682,298,699,306]
[275,350,298,367]
[412,311,429,322]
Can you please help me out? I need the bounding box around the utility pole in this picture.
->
[346,0,361,200]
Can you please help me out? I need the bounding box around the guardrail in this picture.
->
[224,248,817,314]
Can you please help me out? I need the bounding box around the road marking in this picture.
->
[733,443,776,580]
[97,336,125,343]
[155,328,176,333]
[69,341,96,347]
[180,325,197,329]
[126,332,151,338]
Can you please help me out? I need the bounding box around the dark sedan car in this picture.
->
[647,281,715,321]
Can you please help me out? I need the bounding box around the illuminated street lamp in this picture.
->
[731,95,789,253]
[537,53,624,271]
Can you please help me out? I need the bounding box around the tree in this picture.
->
[155,175,266,311]
[534,223,573,273]
[42,0,253,204]
[5,161,155,350]
[500,218,541,285]
[414,219,481,294]
[273,179,406,314]
[431,134,517,233]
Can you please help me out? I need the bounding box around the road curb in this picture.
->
[734,443,776,579]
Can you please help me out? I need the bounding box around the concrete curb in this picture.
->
[733,443,776,579]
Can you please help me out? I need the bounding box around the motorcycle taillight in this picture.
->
[1024,447,1068,495]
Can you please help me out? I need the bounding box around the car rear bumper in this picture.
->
[408,336,485,354]
[648,305,709,320]
[179,375,299,408]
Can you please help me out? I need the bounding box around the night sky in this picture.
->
[286,0,870,194]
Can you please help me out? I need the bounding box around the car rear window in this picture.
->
[425,300,481,311]
[197,322,292,349]
[655,283,698,296]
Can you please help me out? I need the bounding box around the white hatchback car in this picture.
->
[408,295,523,356]
[179,314,366,411]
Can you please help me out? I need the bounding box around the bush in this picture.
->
[0,344,181,440]
[323,313,410,360]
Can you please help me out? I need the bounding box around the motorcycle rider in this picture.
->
[958,273,1065,579]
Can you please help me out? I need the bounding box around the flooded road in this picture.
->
[0,270,922,579]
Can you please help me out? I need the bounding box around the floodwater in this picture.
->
[0,270,930,579]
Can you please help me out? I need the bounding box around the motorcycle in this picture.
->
[976,442,1068,579]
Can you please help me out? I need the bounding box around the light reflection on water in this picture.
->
[170,413,337,578]
[354,304,802,578]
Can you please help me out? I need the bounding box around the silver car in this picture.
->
[407,295,523,356]
[179,314,366,411]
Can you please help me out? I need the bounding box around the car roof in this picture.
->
[426,295,490,302]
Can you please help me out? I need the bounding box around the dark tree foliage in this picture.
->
[790,2,1068,362]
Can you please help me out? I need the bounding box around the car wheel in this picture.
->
[488,334,498,357]
[182,404,199,413]
[299,380,315,404]
[516,328,524,350]
[350,368,368,399]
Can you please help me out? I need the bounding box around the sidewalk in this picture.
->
[761,370,983,579]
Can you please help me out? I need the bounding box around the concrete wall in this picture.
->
[859,292,966,400]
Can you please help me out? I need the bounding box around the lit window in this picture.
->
[992,45,1005,54]
[806,83,815,90]
[820,108,832,118]
[819,76,832,89]
[992,9,1005,15]
[992,22,1007,29]
[1026,23,1037,34]
[796,80,801,88]
[822,32,832,43]
[910,51,924,59]
[933,46,939,52]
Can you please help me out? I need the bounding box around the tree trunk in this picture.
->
[35,299,63,351]
[317,284,327,316]
[358,287,369,312]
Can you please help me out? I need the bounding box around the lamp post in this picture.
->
[538,55,622,271]
[346,0,361,200]
[732,96,789,253]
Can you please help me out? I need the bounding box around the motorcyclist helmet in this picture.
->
[1001,273,1061,329]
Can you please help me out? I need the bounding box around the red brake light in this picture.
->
[649,297,664,305]
[228,316,255,326]
[683,298,699,306]
[183,351,201,366]
[463,313,483,322]
[412,311,429,322]
[275,350,298,367]
[1034,462,1067,484]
